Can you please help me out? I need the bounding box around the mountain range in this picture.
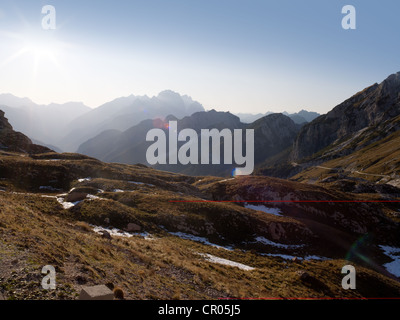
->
[235,110,320,124]
[0,91,205,153]
[257,72,400,192]
[3,72,400,184]
[77,110,302,176]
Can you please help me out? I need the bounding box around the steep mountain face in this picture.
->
[249,113,302,164]
[77,111,301,176]
[291,72,400,161]
[60,91,205,152]
[0,110,51,154]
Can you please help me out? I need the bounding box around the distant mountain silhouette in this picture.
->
[78,110,301,176]
[236,110,319,124]
[59,90,205,152]
[0,94,90,151]
[0,91,205,153]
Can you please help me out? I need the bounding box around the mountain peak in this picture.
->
[291,71,400,161]
[157,90,181,99]
[0,93,36,108]
[381,71,400,88]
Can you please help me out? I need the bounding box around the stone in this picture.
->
[65,192,87,203]
[0,110,52,154]
[126,223,141,232]
[79,285,114,300]
[99,230,112,240]
[0,292,4,300]
[75,275,88,284]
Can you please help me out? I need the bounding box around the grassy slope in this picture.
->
[2,192,400,300]
[1,151,400,299]
[292,130,400,185]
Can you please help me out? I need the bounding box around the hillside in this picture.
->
[1,106,400,299]
[291,126,400,189]
[1,149,400,299]
[291,72,400,161]
[0,110,52,154]
[257,72,400,183]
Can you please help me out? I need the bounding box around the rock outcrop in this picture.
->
[291,72,400,160]
[0,109,52,154]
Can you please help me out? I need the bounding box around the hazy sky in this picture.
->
[0,0,399,114]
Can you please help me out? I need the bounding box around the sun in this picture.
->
[22,37,59,64]
[0,28,68,71]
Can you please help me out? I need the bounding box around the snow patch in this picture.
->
[57,193,105,209]
[380,245,400,278]
[92,226,133,238]
[198,253,254,271]
[245,204,283,216]
[219,178,235,183]
[128,181,154,187]
[86,194,102,200]
[39,186,60,192]
[138,232,155,240]
[261,253,328,261]
[254,236,304,249]
[169,231,234,251]
[91,226,153,240]
[57,197,81,209]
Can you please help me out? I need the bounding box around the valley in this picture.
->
[0,147,400,299]
[1,72,400,300]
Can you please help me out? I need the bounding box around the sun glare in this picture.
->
[22,35,60,64]
[0,28,67,68]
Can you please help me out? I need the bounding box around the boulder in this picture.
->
[65,192,87,203]
[99,230,112,240]
[126,223,141,232]
[79,285,114,300]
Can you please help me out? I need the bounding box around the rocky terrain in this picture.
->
[0,110,51,154]
[258,72,400,192]
[1,109,400,299]
[291,72,400,161]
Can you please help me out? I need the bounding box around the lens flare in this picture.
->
[345,234,371,263]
